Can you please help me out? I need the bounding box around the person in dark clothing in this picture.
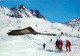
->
[43,43,46,49]
[50,39,52,43]
[58,40,61,50]
[65,40,68,51]
[55,39,59,49]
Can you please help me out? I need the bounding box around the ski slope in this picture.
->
[0,35,80,56]
[0,12,79,36]
[0,10,80,56]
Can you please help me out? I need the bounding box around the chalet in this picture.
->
[7,27,38,35]
[7,27,57,36]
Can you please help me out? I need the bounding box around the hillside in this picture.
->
[0,5,80,56]
[0,11,79,36]
[63,18,80,31]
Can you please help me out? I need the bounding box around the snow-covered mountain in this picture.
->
[63,18,80,31]
[0,11,79,36]
[0,5,79,36]
[0,5,80,56]
[0,5,46,20]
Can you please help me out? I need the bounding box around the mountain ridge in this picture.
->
[63,18,80,31]
[0,5,46,20]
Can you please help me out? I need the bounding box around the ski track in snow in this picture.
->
[0,35,80,56]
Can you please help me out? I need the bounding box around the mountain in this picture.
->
[0,5,80,56]
[0,5,79,36]
[0,5,46,20]
[63,18,80,31]
[0,13,80,56]
[0,10,79,37]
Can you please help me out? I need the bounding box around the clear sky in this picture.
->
[0,0,80,23]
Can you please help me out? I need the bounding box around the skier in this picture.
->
[59,40,63,51]
[55,39,59,49]
[65,40,68,51]
[65,33,68,36]
[50,39,52,43]
[43,43,46,49]
[65,40,71,52]
[58,40,61,50]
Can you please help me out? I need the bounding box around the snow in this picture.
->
[64,18,80,30]
[0,35,80,56]
[0,7,80,56]
[0,6,10,15]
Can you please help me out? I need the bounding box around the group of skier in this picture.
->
[55,39,71,52]
[55,39,63,51]
[43,39,71,52]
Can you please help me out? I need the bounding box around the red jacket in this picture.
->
[67,41,71,46]
[60,42,63,46]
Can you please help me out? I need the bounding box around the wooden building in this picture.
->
[7,27,57,36]
[7,27,38,35]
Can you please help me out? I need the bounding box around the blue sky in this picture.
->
[0,0,80,23]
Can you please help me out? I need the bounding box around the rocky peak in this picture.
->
[19,5,26,9]
[69,18,80,22]
[63,18,80,30]
[10,7,17,10]
[35,10,39,13]
[0,5,47,20]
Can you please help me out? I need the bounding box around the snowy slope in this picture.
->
[0,34,80,56]
[63,18,80,31]
[0,5,80,56]
[0,11,79,36]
